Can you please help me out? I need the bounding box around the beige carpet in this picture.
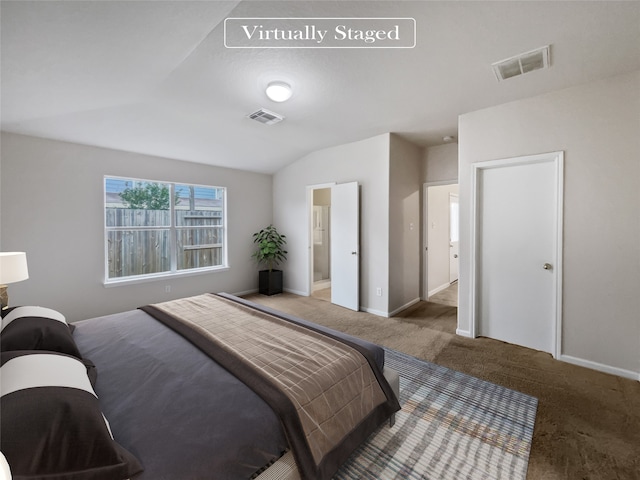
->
[242,292,640,480]
[428,281,458,307]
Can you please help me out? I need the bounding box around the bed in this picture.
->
[0,293,400,480]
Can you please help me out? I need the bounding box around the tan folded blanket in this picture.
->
[142,293,398,480]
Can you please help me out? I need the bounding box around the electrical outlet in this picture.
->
[165,285,171,293]
[376,287,382,296]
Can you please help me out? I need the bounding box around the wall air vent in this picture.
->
[247,108,284,125]
[492,45,551,81]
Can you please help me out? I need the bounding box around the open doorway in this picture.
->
[311,187,331,301]
[307,182,360,309]
[425,183,459,307]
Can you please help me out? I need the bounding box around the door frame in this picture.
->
[449,192,459,284]
[306,182,336,296]
[469,151,564,358]
[423,180,458,301]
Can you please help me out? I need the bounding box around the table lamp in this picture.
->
[0,252,29,310]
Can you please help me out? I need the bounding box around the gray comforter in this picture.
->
[72,294,393,479]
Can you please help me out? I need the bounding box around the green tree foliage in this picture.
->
[119,183,170,210]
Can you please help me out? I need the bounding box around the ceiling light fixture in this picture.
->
[265,82,293,102]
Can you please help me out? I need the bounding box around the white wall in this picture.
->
[458,71,640,379]
[273,134,391,315]
[422,143,458,183]
[0,132,272,321]
[427,184,459,296]
[388,134,422,314]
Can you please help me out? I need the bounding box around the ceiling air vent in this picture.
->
[247,108,284,125]
[492,45,551,81]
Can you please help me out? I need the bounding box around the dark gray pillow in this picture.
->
[0,350,143,480]
[1,306,81,358]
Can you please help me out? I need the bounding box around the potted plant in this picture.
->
[251,225,288,295]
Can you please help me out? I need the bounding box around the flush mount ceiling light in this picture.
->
[265,82,293,102]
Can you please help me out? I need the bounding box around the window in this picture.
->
[449,193,459,243]
[104,177,226,283]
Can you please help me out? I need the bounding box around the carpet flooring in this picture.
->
[243,292,640,480]
[428,282,458,307]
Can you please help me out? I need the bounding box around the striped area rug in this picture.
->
[334,349,538,480]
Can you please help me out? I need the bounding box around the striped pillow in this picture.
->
[0,350,143,480]
[1,306,81,358]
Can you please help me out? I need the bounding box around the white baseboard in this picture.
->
[456,328,472,338]
[284,287,308,296]
[428,283,451,298]
[360,307,388,317]
[389,297,421,317]
[559,354,640,381]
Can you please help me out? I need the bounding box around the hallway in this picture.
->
[428,282,458,307]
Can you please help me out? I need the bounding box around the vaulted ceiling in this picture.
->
[2,1,639,173]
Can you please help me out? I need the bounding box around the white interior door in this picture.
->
[475,153,562,356]
[449,193,459,283]
[330,182,359,311]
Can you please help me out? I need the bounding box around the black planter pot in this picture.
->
[259,269,283,296]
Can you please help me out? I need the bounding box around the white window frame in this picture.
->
[104,176,228,286]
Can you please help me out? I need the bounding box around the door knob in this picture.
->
[453,254,458,258]
[543,263,552,270]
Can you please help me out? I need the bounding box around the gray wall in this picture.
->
[388,134,422,314]
[273,132,423,317]
[422,143,458,184]
[458,70,640,379]
[273,134,391,315]
[0,132,272,321]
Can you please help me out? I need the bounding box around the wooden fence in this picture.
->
[106,208,223,279]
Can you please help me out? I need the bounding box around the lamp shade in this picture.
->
[0,252,29,285]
